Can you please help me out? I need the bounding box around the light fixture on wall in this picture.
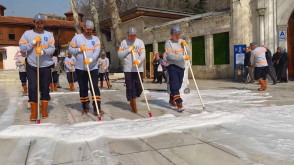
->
[256,8,266,16]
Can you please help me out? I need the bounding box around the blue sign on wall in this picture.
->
[279,30,286,40]
[234,45,246,81]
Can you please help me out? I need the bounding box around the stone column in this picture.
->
[273,0,278,50]
[205,34,214,68]
[185,37,192,61]
[230,0,254,78]
[153,41,158,53]
[257,8,266,45]
[266,0,276,52]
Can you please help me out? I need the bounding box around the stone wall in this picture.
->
[143,12,232,79]
[275,0,294,50]
[254,0,294,52]
[102,0,294,78]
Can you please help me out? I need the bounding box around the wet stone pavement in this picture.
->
[0,73,293,165]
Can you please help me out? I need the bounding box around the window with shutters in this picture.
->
[213,32,230,65]
[192,36,205,65]
[8,28,15,40]
[158,42,165,54]
[145,44,153,71]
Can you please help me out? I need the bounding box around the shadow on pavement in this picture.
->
[104,101,130,111]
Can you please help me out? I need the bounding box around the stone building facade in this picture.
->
[102,0,294,80]
[143,11,231,79]
[231,0,294,80]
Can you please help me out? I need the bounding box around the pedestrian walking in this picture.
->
[15,51,28,95]
[263,45,277,84]
[118,27,146,113]
[244,47,254,83]
[162,52,168,83]
[50,54,59,91]
[280,48,289,82]
[64,53,77,91]
[97,51,110,88]
[250,42,268,91]
[273,47,283,82]
[68,20,103,115]
[153,52,164,83]
[19,14,55,120]
[165,26,191,112]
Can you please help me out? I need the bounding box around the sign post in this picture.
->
[234,45,246,82]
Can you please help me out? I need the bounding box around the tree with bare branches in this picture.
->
[89,0,105,50]
[106,0,124,49]
[70,0,82,34]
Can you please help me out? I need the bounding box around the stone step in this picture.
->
[109,73,124,79]
[0,78,19,81]
[1,75,19,78]
[0,74,19,77]
[0,70,19,72]
[0,70,21,84]
[0,70,19,75]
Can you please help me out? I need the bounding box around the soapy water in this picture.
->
[144,89,294,161]
[0,89,294,163]
[0,113,241,141]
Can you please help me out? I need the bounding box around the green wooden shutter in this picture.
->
[192,36,205,65]
[145,44,153,63]
[158,42,165,53]
[213,32,230,65]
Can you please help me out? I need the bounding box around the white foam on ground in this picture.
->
[144,89,294,162]
[51,97,60,105]
[144,89,273,113]
[0,112,241,142]
[1,89,294,163]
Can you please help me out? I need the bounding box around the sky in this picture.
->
[1,0,71,18]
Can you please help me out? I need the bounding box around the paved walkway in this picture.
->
[0,73,293,165]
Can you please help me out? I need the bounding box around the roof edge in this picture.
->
[100,6,194,26]
[143,10,230,32]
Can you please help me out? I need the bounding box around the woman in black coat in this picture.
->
[279,49,289,82]
[272,47,283,82]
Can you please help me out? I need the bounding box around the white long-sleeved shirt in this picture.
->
[15,56,26,72]
[19,30,55,68]
[64,56,77,73]
[118,38,145,72]
[165,38,191,69]
[68,34,101,71]
[51,56,58,72]
[250,47,268,67]
[98,58,109,73]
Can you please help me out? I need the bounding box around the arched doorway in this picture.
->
[287,12,294,80]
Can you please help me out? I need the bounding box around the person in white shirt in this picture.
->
[97,51,110,88]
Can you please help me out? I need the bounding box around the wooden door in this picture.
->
[287,12,294,80]
[0,53,3,69]
[149,52,154,78]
